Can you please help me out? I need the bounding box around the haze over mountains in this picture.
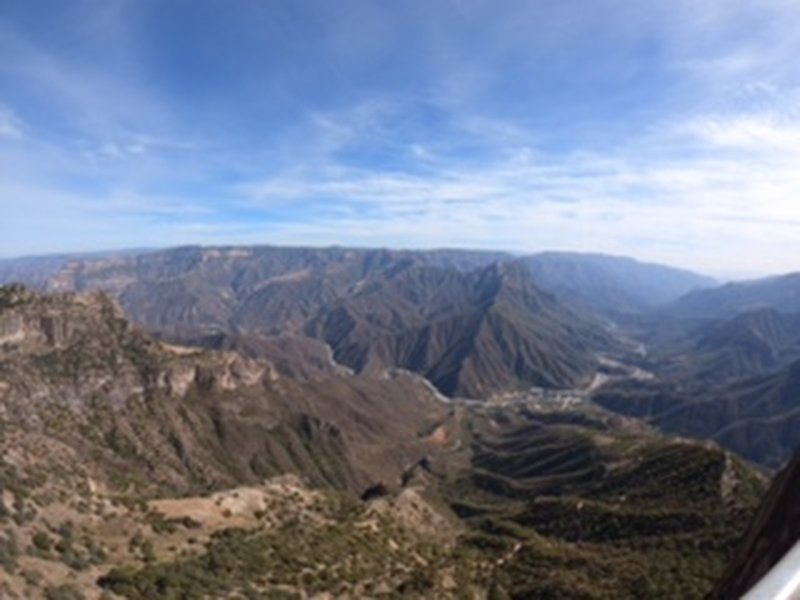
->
[6,246,800,459]
[3,243,800,464]
[0,247,707,391]
[12,247,627,397]
[669,272,800,319]
[1,243,799,598]
[521,252,716,320]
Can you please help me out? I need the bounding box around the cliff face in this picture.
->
[0,284,270,419]
[32,247,623,398]
[709,453,800,598]
[0,285,449,496]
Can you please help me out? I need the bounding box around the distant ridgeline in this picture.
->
[5,244,800,469]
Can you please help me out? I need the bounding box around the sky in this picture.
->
[1,1,799,278]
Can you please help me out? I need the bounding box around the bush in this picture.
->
[0,531,19,572]
[44,583,86,600]
[22,568,43,587]
[32,530,54,552]
[141,540,156,563]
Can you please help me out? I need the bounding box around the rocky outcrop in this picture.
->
[709,453,800,598]
[0,285,449,496]
[28,246,623,398]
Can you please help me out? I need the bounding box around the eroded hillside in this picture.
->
[0,285,772,599]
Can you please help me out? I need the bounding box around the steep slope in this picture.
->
[669,271,800,319]
[90,401,767,600]
[0,285,450,496]
[0,285,468,598]
[421,401,766,599]
[305,261,615,397]
[591,307,800,468]
[710,452,800,599]
[43,245,509,341]
[643,308,800,383]
[0,255,77,289]
[520,251,715,320]
[39,245,620,398]
[0,285,769,599]
[689,309,800,377]
[594,359,800,468]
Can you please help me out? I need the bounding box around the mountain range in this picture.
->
[33,247,627,398]
[595,358,800,468]
[5,245,800,468]
[520,251,716,320]
[0,284,453,495]
[0,284,769,598]
[593,305,800,467]
[667,271,800,320]
[1,244,799,597]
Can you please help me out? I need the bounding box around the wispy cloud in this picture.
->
[0,104,23,138]
[235,88,800,278]
[1,0,800,278]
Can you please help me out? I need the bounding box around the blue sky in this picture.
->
[1,0,799,277]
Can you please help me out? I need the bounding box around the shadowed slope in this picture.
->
[0,285,449,496]
[306,261,614,397]
[669,272,800,320]
[595,359,800,468]
[41,247,620,398]
[521,252,715,320]
[710,453,800,599]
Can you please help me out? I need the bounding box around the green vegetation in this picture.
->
[100,516,485,599]
[44,583,87,600]
[0,285,770,598]
[0,529,19,572]
[429,407,765,599]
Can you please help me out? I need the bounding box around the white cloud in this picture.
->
[684,114,800,154]
[0,105,23,139]
[234,91,800,279]
[2,0,800,279]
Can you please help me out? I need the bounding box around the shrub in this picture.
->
[44,583,87,600]
[32,530,54,552]
[22,568,43,587]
